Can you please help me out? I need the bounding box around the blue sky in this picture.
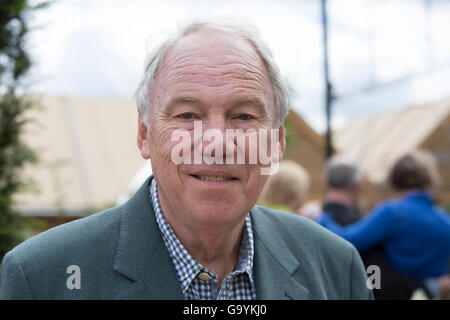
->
[27,0,450,132]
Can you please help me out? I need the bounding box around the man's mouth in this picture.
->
[191,175,238,182]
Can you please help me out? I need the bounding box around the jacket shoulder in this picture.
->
[251,205,372,299]
[0,205,123,299]
[11,206,122,264]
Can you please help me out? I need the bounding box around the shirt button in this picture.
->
[198,272,210,281]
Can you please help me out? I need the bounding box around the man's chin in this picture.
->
[185,199,247,224]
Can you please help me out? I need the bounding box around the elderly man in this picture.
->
[0,19,372,300]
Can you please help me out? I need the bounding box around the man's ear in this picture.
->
[278,124,286,161]
[137,110,151,160]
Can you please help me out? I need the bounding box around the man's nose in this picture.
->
[197,118,236,163]
[203,117,227,133]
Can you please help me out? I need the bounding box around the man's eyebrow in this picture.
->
[163,96,204,113]
[168,96,203,106]
[227,96,269,113]
[163,95,269,113]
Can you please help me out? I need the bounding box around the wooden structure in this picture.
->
[283,110,330,201]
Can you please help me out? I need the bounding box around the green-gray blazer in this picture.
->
[0,176,373,300]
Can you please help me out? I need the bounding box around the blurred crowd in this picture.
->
[258,150,450,300]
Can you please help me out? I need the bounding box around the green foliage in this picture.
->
[0,1,48,262]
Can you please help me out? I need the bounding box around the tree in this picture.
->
[0,0,47,262]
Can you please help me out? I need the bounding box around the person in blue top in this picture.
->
[313,150,450,299]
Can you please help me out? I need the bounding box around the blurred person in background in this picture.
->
[304,150,450,299]
[258,160,310,214]
[319,155,436,299]
[298,156,363,224]
[322,155,362,225]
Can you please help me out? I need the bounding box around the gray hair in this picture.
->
[326,155,361,190]
[134,17,290,128]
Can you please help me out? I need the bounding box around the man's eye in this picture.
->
[179,113,194,120]
[237,114,251,120]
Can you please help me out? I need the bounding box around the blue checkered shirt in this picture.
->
[149,179,256,300]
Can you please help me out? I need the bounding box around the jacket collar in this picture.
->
[113,176,309,300]
[403,190,434,206]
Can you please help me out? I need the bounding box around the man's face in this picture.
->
[138,30,285,230]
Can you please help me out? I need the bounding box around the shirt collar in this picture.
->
[149,178,254,293]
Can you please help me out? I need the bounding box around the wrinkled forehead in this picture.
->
[153,29,275,107]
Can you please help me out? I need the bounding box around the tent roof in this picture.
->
[334,97,450,184]
[16,95,147,216]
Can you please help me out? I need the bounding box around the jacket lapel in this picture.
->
[251,207,310,300]
[113,176,184,299]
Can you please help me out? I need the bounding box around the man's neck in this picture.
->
[186,224,244,286]
[159,190,245,286]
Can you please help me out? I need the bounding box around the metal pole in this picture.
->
[321,0,334,159]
